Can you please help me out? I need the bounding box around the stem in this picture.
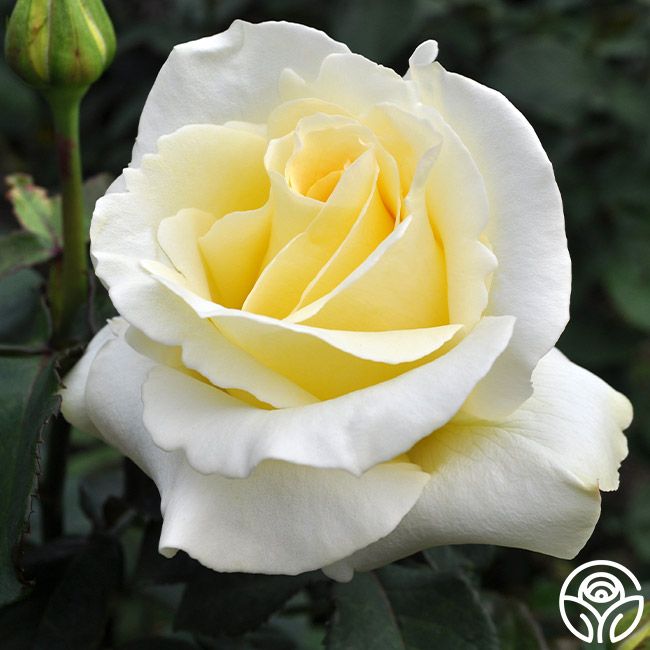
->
[46,86,88,344]
[40,415,71,541]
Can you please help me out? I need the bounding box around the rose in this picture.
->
[61,20,632,580]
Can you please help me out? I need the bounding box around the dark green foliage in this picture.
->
[487,596,546,650]
[118,641,196,650]
[0,269,51,351]
[0,536,122,649]
[328,566,499,650]
[0,353,60,606]
[0,230,58,279]
[31,536,122,649]
[175,571,316,638]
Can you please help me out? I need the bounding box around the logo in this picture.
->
[559,560,644,643]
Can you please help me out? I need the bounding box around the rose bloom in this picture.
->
[62,20,632,580]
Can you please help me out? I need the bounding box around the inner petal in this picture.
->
[285,121,370,196]
[198,204,272,309]
[266,97,350,139]
[242,150,380,319]
[158,208,215,301]
[140,258,463,400]
[289,207,448,331]
[414,107,496,327]
[363,103,442,195]
[295,177,395,310]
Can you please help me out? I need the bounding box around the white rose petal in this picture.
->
[324,349,631,580]
[63,323,430,575]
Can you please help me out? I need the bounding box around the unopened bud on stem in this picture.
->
[5,0,115,92]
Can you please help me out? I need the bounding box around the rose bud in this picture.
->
[4,0,115,91]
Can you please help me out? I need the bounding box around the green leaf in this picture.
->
[175,571,315,638]
[616,600,650,650]
[424,545,496,575]
[31,536,122,649]
[327,572,404,650]
[487,596,547,650]
[0,269,51,351]
[5,174,61,245]
[328,565,499,650]
[0,354,60,606]
[0,231,58,280]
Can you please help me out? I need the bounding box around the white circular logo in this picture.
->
[559,560,644,643]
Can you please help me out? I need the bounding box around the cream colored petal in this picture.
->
[143,257,463,398]
[91,120,315,408]
[131,20,349,165]
[59,320,121,437]
[126,124,269,222]
[362,103,441,193]
[295,179,395,309]
[243,150,379,318]
[159,460,427,576]
[412,109,497,328]
[324,349,632,579]
[408,43,570,417]
[289,209,447,331]
[284,116,372,195]
[158,208,215,300]
[198,205,272,309]
[266,97,350,139]
[92,123,270,297]
[280,52,417,116]
[76,327,429,575]
[212,314,462,399]
[109,274,317,408]
[262,173,323,263]
[140,311,514,477]
[266,111,401,220]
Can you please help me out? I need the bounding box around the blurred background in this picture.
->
[1,0,649,647]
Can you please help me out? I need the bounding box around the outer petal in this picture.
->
[141,315,515,478]
[59,321,119,437]
[408,42,571,418]
[68,326,429,575]
[131,20,349,165]
[324,349,632,581]
[279,51,416,117]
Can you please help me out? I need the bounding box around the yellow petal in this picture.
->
[262,173,322,264]
[290,209,448,331]
[296,177,394,309]
[285,117,371,195]
[266,97,350,139]
[213,312,462,399]
[243,150,379,318]
[198,204,272,309]
[127,123,270,221]
[363,103,441,194]
[141,259,463,400]
[158,208,215,300]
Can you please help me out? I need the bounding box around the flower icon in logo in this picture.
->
[559,560,644,643]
